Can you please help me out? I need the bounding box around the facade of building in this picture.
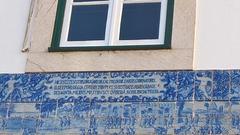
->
[1,0,240,134]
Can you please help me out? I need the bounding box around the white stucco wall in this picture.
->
[0,0,31,73]
[194,0,240,70]
[1,0,240,72]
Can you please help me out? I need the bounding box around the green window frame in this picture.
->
[49,0,174,52]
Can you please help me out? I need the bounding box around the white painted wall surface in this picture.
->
[194,0,240,70]
[0,0,31,73]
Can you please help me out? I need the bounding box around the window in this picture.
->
[49,0,174,51]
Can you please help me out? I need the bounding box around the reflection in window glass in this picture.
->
[68,5,109,41]
[120,3,161,40]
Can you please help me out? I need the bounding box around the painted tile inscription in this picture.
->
[0,70,239,134]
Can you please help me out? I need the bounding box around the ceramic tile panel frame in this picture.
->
[0,70,240,134]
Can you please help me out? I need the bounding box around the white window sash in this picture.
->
[60,0,168,47]
[60,0,112,47]
[113,0,167,46]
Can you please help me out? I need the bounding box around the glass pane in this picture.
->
[68,5,108,41]
[120,3,161,40]
[73,0,108,2]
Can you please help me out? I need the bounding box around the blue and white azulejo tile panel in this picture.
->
[0,70,240,134]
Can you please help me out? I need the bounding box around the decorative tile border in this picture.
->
[0,70,240,134]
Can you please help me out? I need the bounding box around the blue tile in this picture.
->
[104,128,123,135]
[22,128,37,135]
[9,103,40,118]
[89,103,109,118]
[37,117,59,133]
[174,116,195,134]
[157,72,177,101]
[38,99,57,118]
[230,70,240,101]
[119,127,137,135]
[0,73,53,103]
[27,73,53,103]
[230,114,240,134]
[101,104,123,131]
[10,74,31,102]
[139,116,155,129]
[154,116,174,128]
[5,117,22,132]
[158,102,175,117]
[122,103,141,118]
[0,103,10,118]
[50,72,109,81]
[22,117,37,129]
[193,115,210,127]
[154,117,175,134]
[135,126,156,135]
[122,115,138,128]
[0,74,13,103]
[121,103,141,135]
[72,102,90,118]
[177,71,194,101]
[141,102,158,116]
[194,101,211,116]
[68,117,90,132]
[57,103,73,117]
[22,117,37,135]
[213,71,230,100]
[194,101,231,134]
[174,102,194,134]
[89,117,106,135]
[176,101,193,117]
[136,102,159,134]
[50,72,109,102]
[133,102,175,134]
[0,118,5,131]
[55,116,72,132]
[108,103,124,118]
[230,101,240,116]
[110,71,155,79]
[229,100,240,134]
[213,102,230,115]
[193,115,231,134]
[195,126,211,135]
[211,116,231,134]
[195,102,230,116]
[195,71,212,101]
[89,115,123,134]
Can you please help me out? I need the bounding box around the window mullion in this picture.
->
[108,0,124,46]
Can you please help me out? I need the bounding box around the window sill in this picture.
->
[48,45,171,52]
